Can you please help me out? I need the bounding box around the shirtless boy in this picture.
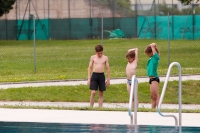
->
[126,48,138,108]
[87,44,110,107]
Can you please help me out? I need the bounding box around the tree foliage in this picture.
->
[143,1,200,16]
[179,0,199,5]
[0,0,16,17]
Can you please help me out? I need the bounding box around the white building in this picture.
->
[130,0,197,11]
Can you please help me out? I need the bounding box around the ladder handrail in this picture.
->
[128,75,138,125]
[158,62,182,127]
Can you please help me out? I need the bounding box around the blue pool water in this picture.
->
[0,122,200,133]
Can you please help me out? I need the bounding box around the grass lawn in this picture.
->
[0,80,199,105]
[0,39,199,82]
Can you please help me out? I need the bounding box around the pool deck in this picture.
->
[0,108,200,127]
[0,75,200,127]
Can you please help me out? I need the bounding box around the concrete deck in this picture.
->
[0,101,200,110]
[0,108,199,127]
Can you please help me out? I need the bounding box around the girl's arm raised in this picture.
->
[150,43,159,55]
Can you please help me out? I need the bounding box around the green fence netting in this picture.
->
[1,15,199,40]
[138,15,200,40]
[17,19,49,40]
[0,20,17,40]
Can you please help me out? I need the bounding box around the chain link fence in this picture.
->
[0,0,199,82]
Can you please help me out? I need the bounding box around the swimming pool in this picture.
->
[0,122,200,133]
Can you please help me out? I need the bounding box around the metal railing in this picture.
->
[158,62,182,127]
[128,75,138,125]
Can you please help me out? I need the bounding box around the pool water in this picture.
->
[0,122,200,133]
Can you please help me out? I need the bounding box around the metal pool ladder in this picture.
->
[158,62,182,127]
[128,75,138,125]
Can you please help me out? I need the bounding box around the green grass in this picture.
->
[0,105,199,113]
[0,39,200,82]
[0,80,199,104]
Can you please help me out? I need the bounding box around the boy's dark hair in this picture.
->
[144,45,152,54]
[145,45,160,55]
[126,50,135,59]
[95,44,103,52]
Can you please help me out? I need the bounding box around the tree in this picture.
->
[179,0,199,5]
[0,0,16,17]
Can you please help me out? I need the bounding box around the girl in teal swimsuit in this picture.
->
[145,43,160,108]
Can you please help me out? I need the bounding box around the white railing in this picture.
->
[128,75,138,125]
[158,62,182,127]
